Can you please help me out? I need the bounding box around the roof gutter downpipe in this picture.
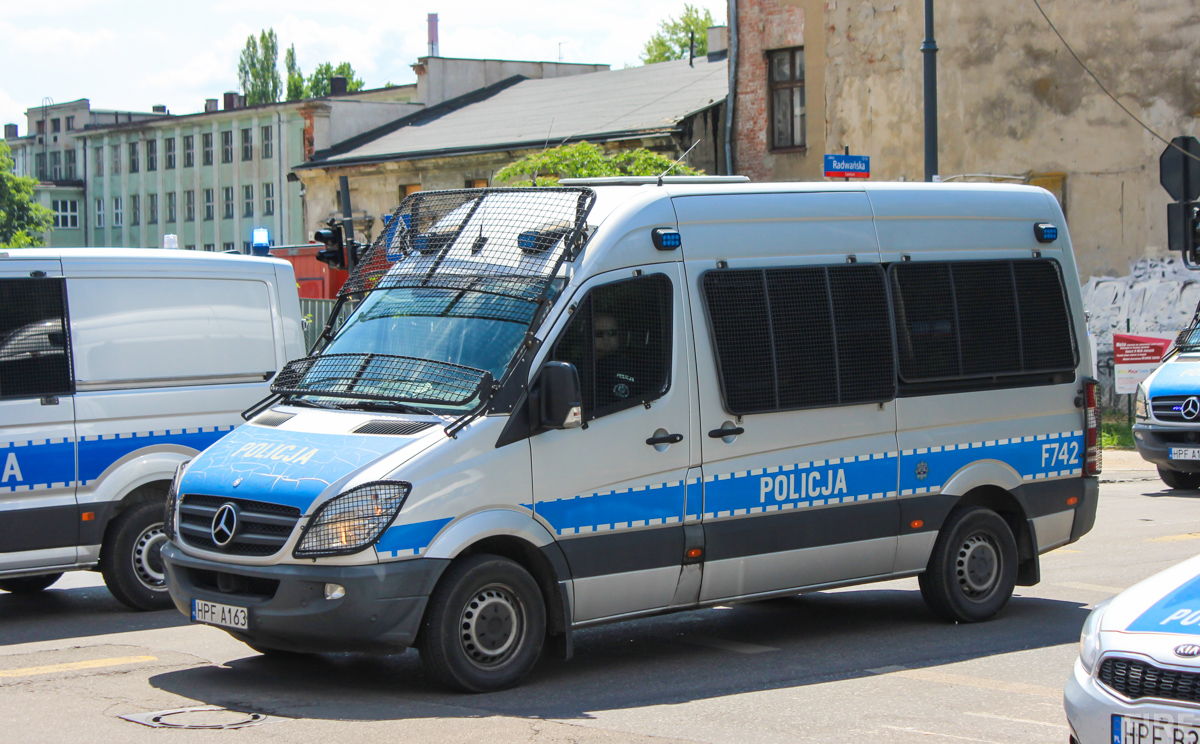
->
[724,0,737,176]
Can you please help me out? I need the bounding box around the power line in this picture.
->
[1031,0,1200,163]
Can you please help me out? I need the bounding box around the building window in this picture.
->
[222,242,235,252]
[243,241,251,253]
[243,184,254,217]
[184,244,195,251]
[221,131,233,163]
[36,120,45,135]
[165,137,175,169]
[183,135,194,167]
[94,147,104,177]
[51,200,78,228]
[35,153,46,180]
[466,179,488,188]
[131,194,140,225]
[261,126,272,159]
[65,116,74,131]
[768,47,806,150]
[400,184,421,200]
[111,144,121,174]
[185,190,195,221]
[241,128,253,161]
[146,139,157,171]
[113,197,123,227]
[129,142,139,173]
[51,118,60,134]
[222,186,233,219]
[95,198,104,228]
[166,192,176,223]
[262,182,274,216]
[65,150,76,179]
[203,189,214,220]
[147,193,157,224]
[203,243,215,252]
[202,133,213,166]
[50,152,62,180]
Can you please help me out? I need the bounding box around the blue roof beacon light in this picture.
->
[1034,223,1058,243]
[652,227,682,251]
[251,228,271,256]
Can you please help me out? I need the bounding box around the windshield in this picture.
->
[323,287,535,383]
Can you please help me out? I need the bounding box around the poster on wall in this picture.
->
[1113,333,1176,394]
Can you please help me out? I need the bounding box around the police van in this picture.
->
[0,248,304,609]
[1133,328,1200,488]
[161,180,1099,691]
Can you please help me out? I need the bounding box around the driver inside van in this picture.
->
[594,312,637,407]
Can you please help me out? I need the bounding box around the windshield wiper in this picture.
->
[341,400,438,416]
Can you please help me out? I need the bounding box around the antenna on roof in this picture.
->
[533,117,556,187]
[657,139,702,187]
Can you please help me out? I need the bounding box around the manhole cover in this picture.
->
[120,706,271,729]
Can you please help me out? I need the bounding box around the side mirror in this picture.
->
[536,362,583,430]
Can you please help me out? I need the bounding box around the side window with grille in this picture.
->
[702,264,896,416]
[551,274,673,421]
[0,279,73,400]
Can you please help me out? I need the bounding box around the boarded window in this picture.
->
[0,279,73,399]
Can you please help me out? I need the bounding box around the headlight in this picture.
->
[293,481,411,558]
[1079,598,1113,673]
[1136,385,1148,420]
[164,459,191,541]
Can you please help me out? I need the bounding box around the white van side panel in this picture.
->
[272,263,306,361]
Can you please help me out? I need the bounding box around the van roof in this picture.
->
[0,247,288,270]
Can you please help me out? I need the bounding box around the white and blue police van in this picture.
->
[0,248,304,610]
[161,180,1099,691]
[1133,335,1200,489]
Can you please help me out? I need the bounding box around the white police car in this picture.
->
[1067,553,1200,743]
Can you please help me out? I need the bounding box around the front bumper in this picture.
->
[161,543,449,654]
[1133,425,1200,473]
[1065,657,1200,743]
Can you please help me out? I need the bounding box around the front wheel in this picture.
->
[1158,467,1200,490]
[919,506,1018,623]
[100,500,173,611]
[418,554,546,693]
[0,573,63,594]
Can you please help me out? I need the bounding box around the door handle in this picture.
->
[708,426,744,438]
[646,433,684,446]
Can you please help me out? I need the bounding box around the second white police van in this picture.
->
[162,179,1100,692]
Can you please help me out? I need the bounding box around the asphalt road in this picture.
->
[1,465,1194,744]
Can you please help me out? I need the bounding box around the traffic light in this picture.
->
[1168,201,1200,260]
[314,218,347,271]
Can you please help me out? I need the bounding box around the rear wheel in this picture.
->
[100,500,173,611]
[1158,467,1200,490]
[418,554,546,693]
[0,573,63,594]
[919,506,1018,623]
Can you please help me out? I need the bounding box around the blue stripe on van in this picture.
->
[376,517,453,558]
[703,452,900,519]
[897,431,1084,496]
[0,437,76,492]
[536,480,687,536]
[78,427,233,484]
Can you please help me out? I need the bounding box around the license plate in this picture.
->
[191,599,249,630]
[1115,715,1200,744]
[1170,448,1200,460]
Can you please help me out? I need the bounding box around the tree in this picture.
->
[284,44,307,101]
[0,141,53,246]
[238,29,282,105]
[640,4,714,64]
[495,142,703,186]
[307,62,366,97]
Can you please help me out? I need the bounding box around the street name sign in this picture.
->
[825,154,870,179]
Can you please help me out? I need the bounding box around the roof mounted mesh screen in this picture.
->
[272,353,491,407]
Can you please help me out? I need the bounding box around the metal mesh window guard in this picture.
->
[0,278,73,400]
[272,352,490,407]
[703,265,895,416]
[552,274,673,421]
[890,259,1077,383]
[294,481,410,558]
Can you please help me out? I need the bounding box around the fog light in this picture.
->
[324,583,346,600]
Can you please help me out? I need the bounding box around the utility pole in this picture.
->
[922,0,939,182]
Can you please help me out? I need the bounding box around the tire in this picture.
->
[1158,467,1200,490]
[417,554,546,693]
[100,500,173,611]
[0,573,63,594]
[919,506,1018,623]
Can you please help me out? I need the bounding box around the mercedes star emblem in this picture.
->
[1184,397,1200,421]
[211,503,239,547]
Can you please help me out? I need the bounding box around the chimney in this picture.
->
[205,98,218,113]
[3,124,16,139]
[707,26,729,61]
[330,76,348,96]
[152,104,168,114]
[427,13,440,57]
[223,92,237,111]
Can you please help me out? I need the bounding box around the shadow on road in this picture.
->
[0,582,188,646]
[147,586,1087,721]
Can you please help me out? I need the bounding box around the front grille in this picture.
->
[178,495,301,557]
[352,419,435,436]
[1099,656,1200,703]
[188,568,280,598]
[1152,396,1200,423]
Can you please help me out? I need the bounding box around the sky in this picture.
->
[1,0,727,130]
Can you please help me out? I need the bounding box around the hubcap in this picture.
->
[458,584,525,669]
[956,533,999,600]
[132,522,169,592]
